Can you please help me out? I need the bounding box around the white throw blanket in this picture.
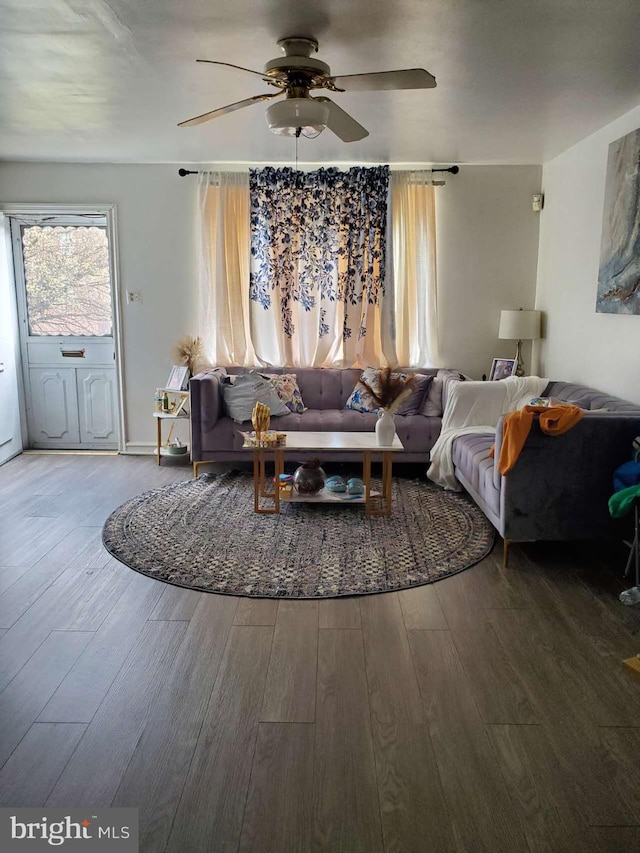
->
[427,376,548,490]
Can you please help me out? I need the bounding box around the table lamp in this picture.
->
[498,309,541,377]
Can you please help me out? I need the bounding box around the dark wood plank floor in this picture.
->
[1,452,639,853]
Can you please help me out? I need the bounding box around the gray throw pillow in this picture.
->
[221,374,290,423]
[396,374,433,416]
[422,369,465,416]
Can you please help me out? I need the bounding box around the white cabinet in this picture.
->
[29,368,80,444]
[28,365,117,449]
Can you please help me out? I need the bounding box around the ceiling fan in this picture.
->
[178,36,436,142]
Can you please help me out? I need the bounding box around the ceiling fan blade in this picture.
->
[330,68,436,92]
[178,92,283,127]
[314,97,368,142]
[196,59,286,82]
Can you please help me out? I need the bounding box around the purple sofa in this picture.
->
[451,380,640,555]
[190,367,447,468]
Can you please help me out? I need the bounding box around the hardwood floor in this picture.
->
[0,452,639,852]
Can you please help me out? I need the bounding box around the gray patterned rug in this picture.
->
[102,472,495,599]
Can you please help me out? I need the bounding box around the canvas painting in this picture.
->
[596,127,640,314]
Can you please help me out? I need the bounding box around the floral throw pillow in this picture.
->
[262,373,307,413]
[344,367,383,413]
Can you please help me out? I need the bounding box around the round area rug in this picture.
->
[102,472,494,599]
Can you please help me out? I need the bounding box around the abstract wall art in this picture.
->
[596,127,640,314]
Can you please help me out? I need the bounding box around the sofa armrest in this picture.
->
[499,413,640,540]
[190,374,224,462]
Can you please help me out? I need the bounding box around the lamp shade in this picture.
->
[498,309,541,341]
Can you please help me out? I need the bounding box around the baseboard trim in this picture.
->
[123,443,156,455]
[23,449,118,456]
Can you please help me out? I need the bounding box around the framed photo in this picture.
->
[489,357,517,381]
[165,365,189,391]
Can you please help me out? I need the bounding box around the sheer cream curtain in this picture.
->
[389,171,441,366]
[198,170,256,365]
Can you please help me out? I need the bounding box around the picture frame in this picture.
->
[165,364,189,391]
[489,357,517,381]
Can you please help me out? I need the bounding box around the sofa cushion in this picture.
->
[284,411,442,455]
[452,432,500,516]
[205,410,441,455]
[543,381,640,413]
[261,373,307,413]
[452,433,495,492]
[395,414,442,454]
[221,374,290,423]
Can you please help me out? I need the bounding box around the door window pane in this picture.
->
[22,225,113,336]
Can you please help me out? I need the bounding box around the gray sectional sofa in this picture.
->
[189,366,458,469]
[452,381,640,557]
[190,368,640,554]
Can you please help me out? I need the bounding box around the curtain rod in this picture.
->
[177,166,460,177]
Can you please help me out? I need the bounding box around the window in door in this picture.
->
[21,224,112,336]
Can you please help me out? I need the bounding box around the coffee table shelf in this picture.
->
[280,487,380,504]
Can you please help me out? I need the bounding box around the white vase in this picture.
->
[375,409,396,446]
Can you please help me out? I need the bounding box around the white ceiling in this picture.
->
[1,0,640,166]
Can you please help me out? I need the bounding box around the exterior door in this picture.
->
[10,214,118,450]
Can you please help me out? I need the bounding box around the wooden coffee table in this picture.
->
[244,430,404,518]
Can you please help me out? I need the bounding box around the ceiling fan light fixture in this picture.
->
[266,97,329,136]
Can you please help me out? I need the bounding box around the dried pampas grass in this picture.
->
[359,367,416,414]
[172,336,205,376]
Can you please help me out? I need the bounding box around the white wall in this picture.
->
[0,215,23,463]
[535,103,640,404]
[436,165,542,378]
[0,162,541,450]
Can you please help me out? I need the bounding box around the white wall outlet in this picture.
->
[532,193,544,212]
[126,290,142,304]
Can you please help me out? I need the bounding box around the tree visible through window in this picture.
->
[22,225,112,336]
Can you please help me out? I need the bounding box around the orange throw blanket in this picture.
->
[496,404,584,475]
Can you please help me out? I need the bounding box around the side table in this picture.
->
[154,389,190,465]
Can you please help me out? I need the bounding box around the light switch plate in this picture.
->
[532,193,544,212]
